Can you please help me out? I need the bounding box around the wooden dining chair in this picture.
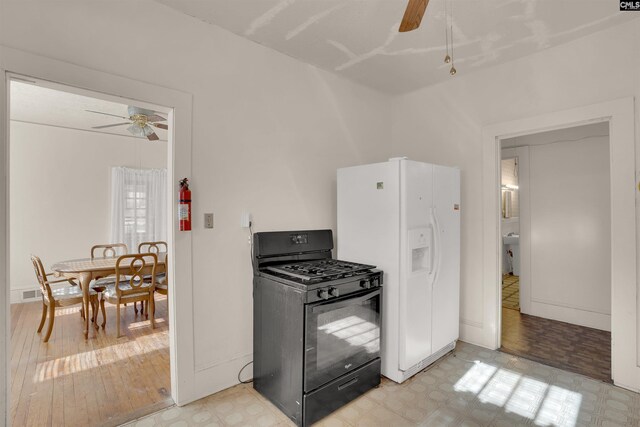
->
[31,255,99,342]
[101,253,157,337]
[136,241,167,314]
[90,243,128,322]
[91,243,128,260]
[137,241,167,254]
[153,251,168,318]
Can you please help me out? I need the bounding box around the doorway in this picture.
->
[481,98,638,392]
[497,122,612,382]
[1,49,196,425]
[7,76,173,425]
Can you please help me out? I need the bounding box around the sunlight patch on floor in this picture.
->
[127,317,166,330]
[32,332,168,382]
[454,361,582,427]
[505,376,548,420]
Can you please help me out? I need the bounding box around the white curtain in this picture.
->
[110,167,167,253]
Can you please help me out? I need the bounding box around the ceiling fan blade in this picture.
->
[145,114,166,122]
[399,0,429,32]
[85,109,129,120]
[92,122,131,129]
[147,132,160,141]
[151,123,168,130]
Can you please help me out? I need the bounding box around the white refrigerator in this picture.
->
[337,158,460,383]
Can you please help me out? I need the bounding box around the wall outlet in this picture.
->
[204,213,214,229]
[241,212,251,228]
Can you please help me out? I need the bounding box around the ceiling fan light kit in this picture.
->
[127,123,154,137]
[87,105,167,141]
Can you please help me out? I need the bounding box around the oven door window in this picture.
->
[304,289,381,392]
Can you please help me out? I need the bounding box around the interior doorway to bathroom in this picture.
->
[500,154,520,311]
[498,122,612,383]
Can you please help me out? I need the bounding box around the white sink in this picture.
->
[503,234,519,245]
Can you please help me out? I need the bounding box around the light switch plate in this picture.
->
[241,212,251,228]
[204,213,214,229]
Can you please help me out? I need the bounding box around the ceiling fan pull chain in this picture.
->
[449,0,457,76]
[444,0,451,64]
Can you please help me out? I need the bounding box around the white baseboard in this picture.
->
[613,380,640,394]
[460,318,488,348]
[10,289,23,304]
[11,283,69,304]
[10,287,40,304]
[527,300,611,331]
[185,353,253,407]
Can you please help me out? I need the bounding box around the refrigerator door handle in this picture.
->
[429,212,436,275]
[431,207,442,283]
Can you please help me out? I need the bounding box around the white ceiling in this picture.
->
[156,0,638,94]
[10,80,168,141]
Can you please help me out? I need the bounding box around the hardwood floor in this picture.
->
[501,307,612,383]
[10,295,172,427]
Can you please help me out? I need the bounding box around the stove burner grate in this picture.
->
[265,259,375,281]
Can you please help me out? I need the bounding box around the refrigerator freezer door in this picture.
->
[337,161,401,380]
[399,161,434,371]
[337,161,401,268]
[431,165,461,353]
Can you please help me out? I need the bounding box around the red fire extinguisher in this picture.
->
[179,178,192,231]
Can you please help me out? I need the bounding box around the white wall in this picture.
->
[0,0,392,403]
[391,18,640,348]
[527,133,610,330]
[9,121,167,302]
[500,121,610,245]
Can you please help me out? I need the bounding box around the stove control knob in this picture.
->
[318,289,329,300]
[360,279,371,289]
[329,287,339,297]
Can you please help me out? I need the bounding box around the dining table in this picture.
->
[51,252,167,339]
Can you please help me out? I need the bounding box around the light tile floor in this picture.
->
[123,342,640,427]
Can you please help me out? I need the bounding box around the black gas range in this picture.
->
[253,230,383,427]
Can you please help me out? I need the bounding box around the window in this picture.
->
[111,167,167,251]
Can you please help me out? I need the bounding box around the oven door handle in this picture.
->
[311,289,381,314]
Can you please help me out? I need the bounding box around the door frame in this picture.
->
[482,97,638,391]
[0,45,196,425]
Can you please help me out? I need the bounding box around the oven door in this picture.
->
[304,288,381,392]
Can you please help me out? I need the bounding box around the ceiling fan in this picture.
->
[86,106,168,141]
[399,0,430,32]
